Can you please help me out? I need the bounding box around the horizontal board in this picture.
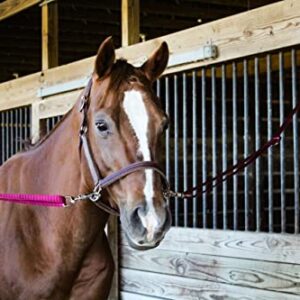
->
[121,228,300,264]
[121,292,166,300]
[38,89,81,119]
[121,245,300,294]
[121,268,300,300]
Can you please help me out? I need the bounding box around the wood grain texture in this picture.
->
[121,292,165,300]
[38,90,81,119]
[121,268,300,300]
[121,245,300,294]
[122,0,140,46]
[121,228,300,264]
[0,0,41,21]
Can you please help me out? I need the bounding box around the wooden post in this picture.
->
[41,0,58,70]
[121,0,140,46]
[108,2,140,299]
[32,0,58,142]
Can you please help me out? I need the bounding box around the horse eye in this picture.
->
[95,120,110,136]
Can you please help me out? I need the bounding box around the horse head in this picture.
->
[84,37,171,250]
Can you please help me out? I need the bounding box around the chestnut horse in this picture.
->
[0,37,171,299]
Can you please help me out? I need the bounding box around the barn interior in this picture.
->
[0,0,277,83]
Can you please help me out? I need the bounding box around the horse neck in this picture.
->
[31,105,92,195]
[29,104,109,235]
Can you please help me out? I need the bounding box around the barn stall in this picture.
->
[1,0,300,299]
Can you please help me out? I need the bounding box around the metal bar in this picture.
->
[156,79,161,98]
[165,77,170,206]
[168,44,218,67]
[15,109,19,153]
[254,57,261,232]
[1,112,4,164]
[267,54,273,233]
[174,74,179,226]
[10,110,13,157]
[279,52,286,233]
[202,68,207,229]
[291,48,299,234]
[192,71,198,228]
[243,59,249,231]
[232,62,238,230]
[183,73,188,227]
[5,111,9,161]
[221,64,227,230]
[211,66,217,229]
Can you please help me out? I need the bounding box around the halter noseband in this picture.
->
[71,79,171,215]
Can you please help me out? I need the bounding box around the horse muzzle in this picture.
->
[120,203,172,250]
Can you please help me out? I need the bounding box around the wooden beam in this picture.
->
[121,243,300,294]
[121,268,300,300]
[121,0,140,46]
[41,0,58,70]
[122,227,300,264]
[0,0,41,21]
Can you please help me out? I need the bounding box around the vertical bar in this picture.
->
[1,112,4,164]
[6,111,9,160]
[10,110,14,157]
[222,64,227,230]
[19,108,22,151]
[279,52,286,233]
[24,107,28,143]
[255,57,261,232]
[183,73,188,227]
[156,79,161,98]
[232,62,238,230]
[174,74,179,226]
[267,54,273,233]
[192,71,198,228]
[292,49,299,234]
[244,59,249,231]
[15,109,19,153]
[165,77,170,182]
[211,66,217,229]
[202,68,207,229]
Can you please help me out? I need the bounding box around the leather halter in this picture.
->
[74,79,171,215]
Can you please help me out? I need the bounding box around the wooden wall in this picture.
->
[121,228,300,299]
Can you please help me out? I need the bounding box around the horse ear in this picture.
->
[141,42,169,82]
[94,36,115,79]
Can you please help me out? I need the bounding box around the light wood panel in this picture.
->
[121,244,300,294]
[121,268,300,300]
[0,0,41,21]
[38,89,81,119]
[122,228,300,264]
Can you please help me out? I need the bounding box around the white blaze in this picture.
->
[123,90,159,240]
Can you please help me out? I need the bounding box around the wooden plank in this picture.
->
[121,0,140,46]
[0,0,41,21]
[121,228,300,264]
[121,292,165,300]
[38,89,81,119]
[0,72,40,111]
[121,245,300,295]
[121,268,300,300]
